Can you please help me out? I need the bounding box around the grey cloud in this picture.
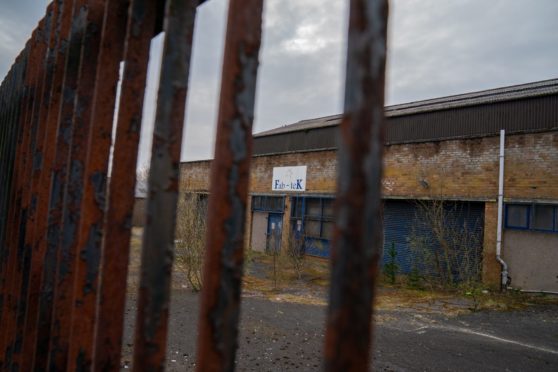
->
[2,0,557,164]
[254,0,347,133]
[387,0,558,103]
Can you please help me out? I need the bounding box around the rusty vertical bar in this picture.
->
[1,53,27,258]
[57,5,108,356]
[3,56,17,209]
[195,1,264,370]
[0,55,30,367]
[67,0,130,370]
[93,0,157,369]
[0,72,7,216]
[323,0,389,371]
[0,65,18,367]
[0,65,18,251]
[0,74,4,250]
[36,0,88,370]
[0,52,27,318]
[0,44,33,335]
[0,24,44,365]
[0,57,23,261]
[25,1,77,370]
[26,3,76,371]
[132,0,198,370]
[19,2,73,371]
[0,56,27,330]
[0,64,14,310]
[8,6,56,370]
[18,0,62,371]
[0,54,26,283]
[0,74,6,244]
[58,0,126,369]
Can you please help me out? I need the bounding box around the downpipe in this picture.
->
[496,129,510,290]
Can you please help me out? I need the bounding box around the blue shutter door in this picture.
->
[382,200,484,280]
[383,200,418,274]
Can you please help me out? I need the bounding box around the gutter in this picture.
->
[496,129,510,289]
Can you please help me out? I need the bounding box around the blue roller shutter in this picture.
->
[382,200,484,281]
[383,200,419,274]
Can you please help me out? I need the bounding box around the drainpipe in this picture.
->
[496,129,509,290]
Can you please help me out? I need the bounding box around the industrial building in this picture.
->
[179,79,558,292]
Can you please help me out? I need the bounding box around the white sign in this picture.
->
[272,166,307,191]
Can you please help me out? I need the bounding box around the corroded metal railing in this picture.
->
[0,0,388,370]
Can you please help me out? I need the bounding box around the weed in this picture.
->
[286,232,305,280]
[407,266,423,290]
[384,242,399,284]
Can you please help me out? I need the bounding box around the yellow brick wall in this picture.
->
[383,131,558,201]
[503,132,558,200]
[179,131,558,285]
[383,138,499,199]
[182,131,558,201]
[180,160,211,191]
[250,152,337,194]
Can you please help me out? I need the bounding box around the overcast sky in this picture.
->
[2,0,557,166]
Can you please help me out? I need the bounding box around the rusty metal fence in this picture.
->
[0,0,388,370]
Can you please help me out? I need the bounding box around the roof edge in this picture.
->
[254,78,558,138]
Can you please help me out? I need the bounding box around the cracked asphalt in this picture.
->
[121,290,558,371]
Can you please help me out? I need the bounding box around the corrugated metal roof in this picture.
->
[254,114,341,137]
[254,78,558,138]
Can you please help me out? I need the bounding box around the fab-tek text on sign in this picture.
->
[272,166,307,191]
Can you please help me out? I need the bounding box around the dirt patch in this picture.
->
[241,253,329,306]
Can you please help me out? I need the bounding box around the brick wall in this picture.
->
[383,131,558,201]
[179,130,558,285]
[181,160,211,191]
[503,131,558,200]
[182,131,558,201]
[180,151,338,194]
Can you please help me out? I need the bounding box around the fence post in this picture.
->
[196,1,264,370]
[132,0,198,370]
[19,2,68,369]
[9,7,56,370]
[0,25,44,367]
[36,1,90,369]
[324,0,389,370]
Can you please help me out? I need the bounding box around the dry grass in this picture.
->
[243,252,558,314]
[127,233,558,314]
[242,252,329,305]
[464,289,558,311]
[126,227,143,291]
